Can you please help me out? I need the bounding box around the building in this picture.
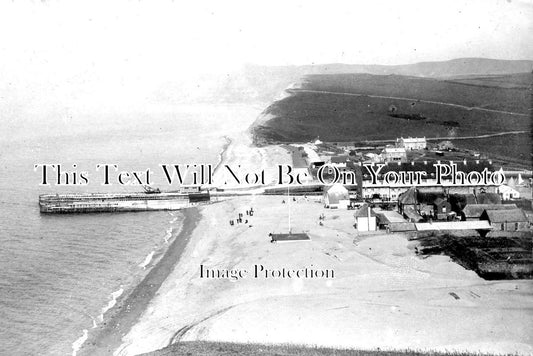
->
[381,146,407,162]
[323,183,350,209]
[180,184,202,193]
[433,197,452,220]
[498,185,520,200]
[480,209,529,231]
[396,137,427,150]
[375,210,407,231]
[353,160,499,201]
[355,203,377,232]
[290,148,312,183]
[462,204,517,220]
[330,155,350,168]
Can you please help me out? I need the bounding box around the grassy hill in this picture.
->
[214,58,533,104]
[252,71,532,166]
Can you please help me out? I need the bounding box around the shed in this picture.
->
[480,208,529,231]
[323,183,350,209]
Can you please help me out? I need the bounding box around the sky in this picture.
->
[0,0,532,111]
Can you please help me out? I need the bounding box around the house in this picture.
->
[498,185,520,200]
[381,146,407,162]
[396,137,427,150]
[480,208,529,231]
[433,197,452,220]
[323,183,350,209]
[462,204,517,220]
[398,187,418,214]
[355,203,377,232]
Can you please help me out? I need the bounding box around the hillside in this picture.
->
[252,71,532,166]
[215,58,533,104]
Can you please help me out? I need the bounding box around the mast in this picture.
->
[288,184,291,234]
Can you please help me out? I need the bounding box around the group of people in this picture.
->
[229,207,254,226]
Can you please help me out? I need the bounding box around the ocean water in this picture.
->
[0,103,259,355]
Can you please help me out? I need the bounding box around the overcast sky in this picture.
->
[0,0,531,110]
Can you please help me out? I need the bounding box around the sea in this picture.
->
[0,103,260,356]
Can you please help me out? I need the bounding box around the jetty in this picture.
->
[39,191,211,213]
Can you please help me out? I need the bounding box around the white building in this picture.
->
[355,203,377,232]
[498,185,520,200]
[396,137,427,150]
[382,146,407,162]
[323,183,350,209]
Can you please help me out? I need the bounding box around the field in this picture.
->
[252,73,532,166]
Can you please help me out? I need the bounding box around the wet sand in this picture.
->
[80,207,201,356]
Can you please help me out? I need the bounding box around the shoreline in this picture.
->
[79,207,201,356]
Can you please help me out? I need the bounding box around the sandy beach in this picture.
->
[79,117,533,356]
[79,208,201,356]
[112,192,533,356]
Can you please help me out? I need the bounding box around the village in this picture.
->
[266,136,533,279]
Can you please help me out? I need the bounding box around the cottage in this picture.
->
[323,183,350,209]
[498,185,520,200]
[433,197,452,220]
[480,209,529,231]
[398,187,418,213]
[355,203,377,232]
[396,137,427,150]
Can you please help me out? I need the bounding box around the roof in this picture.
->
[271,233,310,242]
[399,137,426,143]
[476,193,501,205]
[399,187,418,205]
[290,150,308,169]
[433,197,449,206]
[403,206,423,222]
[383,147,406,153]
[376,210,405,224]
[463,204,517,218]
[357,160,495,181]
[331,155,350,164]
[389,222,416,232]
[482,209,528,223]
[355,204,377,218]
[415,221,492,231]
[324,183,349,204]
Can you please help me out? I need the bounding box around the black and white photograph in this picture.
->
[0,1,532,355]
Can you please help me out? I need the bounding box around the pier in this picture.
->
[39,191,210,213]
